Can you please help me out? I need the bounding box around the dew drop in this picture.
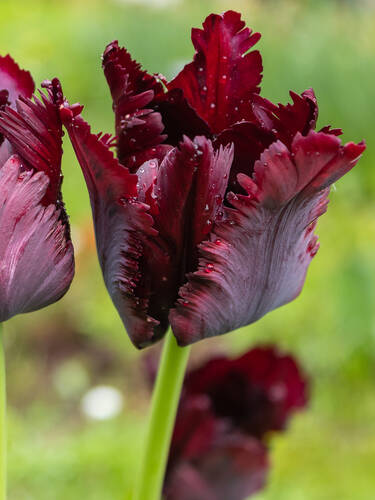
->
[202,85,207,92]
[210,103,216,109]
[130,138,137,145]
[182,300,189,306]
[162,276,168,282]
[214,239,222,245]
[234,106,239,112]
[220,74,227,81]
[198,67,204,72]
[204,263,214,273]
[204,204,209,212]
[146,317,153,323]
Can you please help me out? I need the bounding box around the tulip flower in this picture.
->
[58,11,364,500]
[163,346,308,500]
[0,57,74,500]
[0,63,74,322]
[60,10,365,349]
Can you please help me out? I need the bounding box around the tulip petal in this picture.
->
[0,156,74,322]
[165,434,268,500]
[102,41,169,171]
[168,10,262,133]
[170,131,365,345]
[251,89,318,146]
[62,106,177,347]
[184,347,308,438]
[0,54,34,105]
[215,89,319,192]
[0,79,64,206]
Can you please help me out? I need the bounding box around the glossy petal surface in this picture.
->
[0,156,74,321]
[170,131,365,345]
[168,10,262,133]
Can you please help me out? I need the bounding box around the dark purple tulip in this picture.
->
[60,10,365,348]
[163,346,308,500]
[0,57,74,322]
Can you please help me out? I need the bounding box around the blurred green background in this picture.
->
[0,0,374,498]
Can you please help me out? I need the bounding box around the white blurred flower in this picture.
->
[81,385,124,420]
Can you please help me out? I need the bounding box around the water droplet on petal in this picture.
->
[215,239,222,245]
[210,103,216,109]
[198,67,204,72]
[202,85,207,92]
[162,276,168,282]
[204,204,209,211]
[204,263,214,273]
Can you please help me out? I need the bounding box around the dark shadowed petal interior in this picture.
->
[0,156,74,322]
[170,131,365,345]
[168,10,262,133]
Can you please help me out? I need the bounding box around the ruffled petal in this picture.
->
[61,104,169,347]
[170,131,365,345]
[251,89,318,146]
[0,156,74,322]
[0,54,34,105]
[0,78,64,206]
[102,41,169,171]
[168,11,262,133]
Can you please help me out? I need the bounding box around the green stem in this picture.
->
[0,326,6,500]
[133,329,191,500]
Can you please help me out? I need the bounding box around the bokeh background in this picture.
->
[0,0,374,498]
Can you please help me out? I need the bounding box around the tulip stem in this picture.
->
[0,326,6,500]
[133,330,191,500]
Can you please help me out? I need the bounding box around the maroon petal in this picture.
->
[165,434,268,500]
[61,105,169,348]
[153,88,211,146]
[0,55,34,105]
[0,156,74,322]
[168,11,262,133]
[0,79,64,206]
[170,131,365,345]
[233,346,309,433]
[183,346,308,438]
[251,89,318,146]
[215,121,275,191]
[102,41,169,171]
[155,136,233,259]
[136,136,233,343]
